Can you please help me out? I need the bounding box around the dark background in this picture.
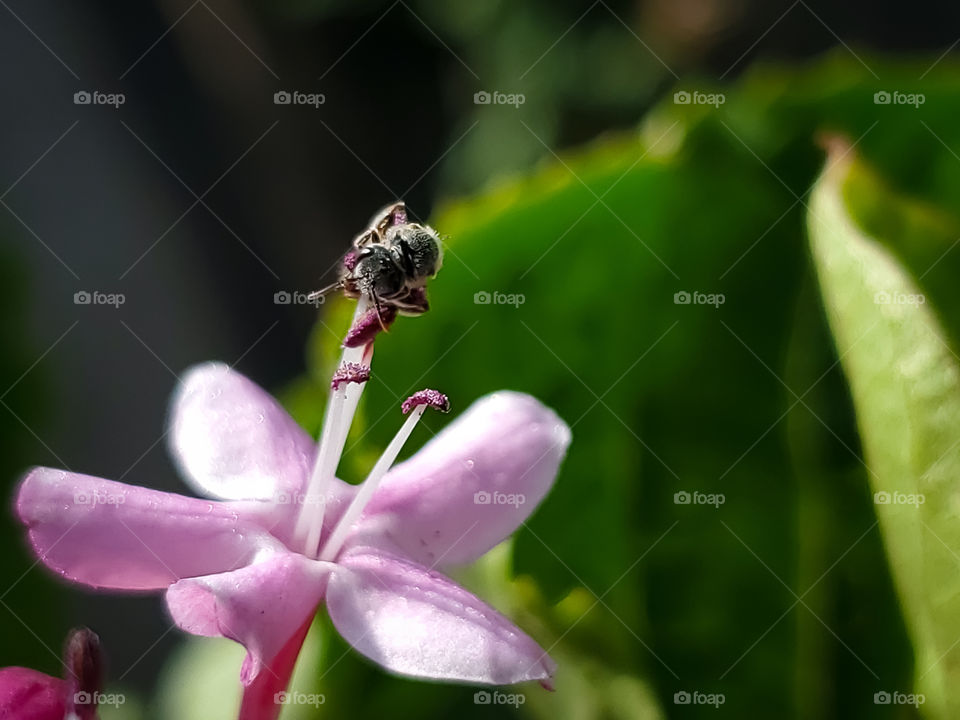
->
[2,0,959,714]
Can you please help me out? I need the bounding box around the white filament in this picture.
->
[293,298,372,557]
[318,405,426,561]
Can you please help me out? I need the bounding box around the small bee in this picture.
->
[310,201,443,320]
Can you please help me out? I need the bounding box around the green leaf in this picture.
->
[456,542,666,720]
[287,54,960,715]
[809,139,960,718]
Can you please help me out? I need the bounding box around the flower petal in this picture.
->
[17,468,281,590]
[327,548,556,685]
[169,363,315,501]
[166,552,332,686]
[0,668,66,720]
[350,391,571,566]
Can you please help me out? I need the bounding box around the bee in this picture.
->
[309,201,443,320]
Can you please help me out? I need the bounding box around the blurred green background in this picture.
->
[4,1,960,718]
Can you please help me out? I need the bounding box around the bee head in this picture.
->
[388,224,443,282]
[353,244,406,298]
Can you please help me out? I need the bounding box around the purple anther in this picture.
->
[401,389,450,415]
[330,362,371,391]
[343,304,397,348]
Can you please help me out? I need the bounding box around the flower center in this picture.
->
[291,297,448,560]
[318,389,449,562]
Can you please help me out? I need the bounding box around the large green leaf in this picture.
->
[809,140,960,718]
[307,122,807,714]
[286,54,960,717]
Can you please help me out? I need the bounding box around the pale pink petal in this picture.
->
[326,548,556,685]
[165,552,332,685]
[349,392,571,566]
[168,363,315,501]
[17,468,281,590]
[0,668,66,720]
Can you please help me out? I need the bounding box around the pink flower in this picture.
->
[0,627,102,720]
[0,668,65,720]
[16,308,570,719]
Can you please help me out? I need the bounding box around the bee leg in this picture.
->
[397,287,428,315]
[371,292,390,333]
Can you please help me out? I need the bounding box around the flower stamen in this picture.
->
[401,389,450,414]
[317,389,448,562]
[293,299,375,557]
[343,304,397,348]
[330,362,371,391]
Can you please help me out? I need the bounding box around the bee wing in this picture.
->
[353,228,379,248]
[371,201,407,236]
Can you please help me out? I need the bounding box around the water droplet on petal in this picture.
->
[464,459,475,469]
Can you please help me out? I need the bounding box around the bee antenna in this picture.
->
[307,281,343,302]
